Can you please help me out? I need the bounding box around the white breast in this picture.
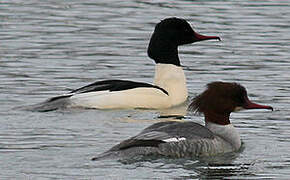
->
[154,63,188,106]
[206,122,241,151]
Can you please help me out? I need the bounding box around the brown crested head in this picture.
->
[189,82,273,125]
[189,82,247,115]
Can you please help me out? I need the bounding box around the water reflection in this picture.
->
[158,102,189,118]
[117,150,253,179]
[195,163,254,179]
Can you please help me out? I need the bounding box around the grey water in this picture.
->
[1,0,290,179]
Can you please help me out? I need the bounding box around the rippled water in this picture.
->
[1,0,290,179]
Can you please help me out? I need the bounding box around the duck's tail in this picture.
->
[16,94,72,112]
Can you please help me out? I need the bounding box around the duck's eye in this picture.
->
[235,95,246,105]
[184,27,192,33]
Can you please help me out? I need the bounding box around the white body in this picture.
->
[68,64,188,109]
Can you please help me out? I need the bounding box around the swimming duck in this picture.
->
[28,17,220,111]
[92,82,273,160]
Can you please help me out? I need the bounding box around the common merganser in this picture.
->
[28,17,220,111]
[92,82,273,160]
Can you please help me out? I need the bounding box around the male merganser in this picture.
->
[28,17,220,111]
[92,82,273,160]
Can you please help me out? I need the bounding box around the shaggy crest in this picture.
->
[189,81,247,115]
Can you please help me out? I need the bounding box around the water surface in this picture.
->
[1,0,290,179]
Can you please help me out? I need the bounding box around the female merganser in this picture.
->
[92,82,273,160]
[28,17,220,111]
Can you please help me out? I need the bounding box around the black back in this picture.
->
[70,79,168,95]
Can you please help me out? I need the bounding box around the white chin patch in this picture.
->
[234,106,244,112]
[163,137,186,143]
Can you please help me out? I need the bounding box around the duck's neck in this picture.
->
[153,64,188,106]
[205,111,230,125]
[205,121,241,151]
[147,36,180,66]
